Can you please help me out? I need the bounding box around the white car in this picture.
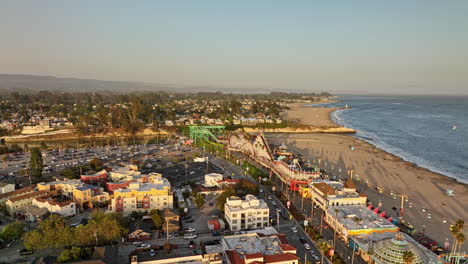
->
[132,241,143,245]
[268,196,272,200]
[185,228,196,232]
[292,227,298,233]
[184,234,197,240]
[304,243,311,250]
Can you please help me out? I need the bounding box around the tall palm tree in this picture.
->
[456,232,465,257]
[402,251,415,264]
[449,219,465,263]
[318,242,329,264]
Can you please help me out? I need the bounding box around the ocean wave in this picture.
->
[353,128,468,184]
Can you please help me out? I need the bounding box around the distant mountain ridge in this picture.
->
[0,74,277,94]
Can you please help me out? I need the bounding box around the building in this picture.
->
[204,173,223,187]
[224,195,269,231]
[81,169,108,185]
[352,232,440,264]
[37,179,110,209]
[0,187,35,205]
[128,229,151,241]
[130,252,222,264]
[325,205,399,243]
[5,190,50,215]
[16,206,49,222]
[309,178,367,210]
[0,182,15,194]
[222,231,299,264]
[32,197,76,217]
[108,174,173,215]
[161,208,180,234]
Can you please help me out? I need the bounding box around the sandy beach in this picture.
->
[269,104,468,251]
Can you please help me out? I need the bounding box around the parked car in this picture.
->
[132,241,143,245]
[304,243,311,250]
[292,227,298,233]
[212,232,220,236]
[184,234,197,240]
[184,219,195,223]
[299,238,307,244]
[185,227,196,232]
[18,249,33,255]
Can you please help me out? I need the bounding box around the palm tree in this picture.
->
[449,219,464,261]
[456,232,465,257]
[402,251,415,264]
[318,242,329,264]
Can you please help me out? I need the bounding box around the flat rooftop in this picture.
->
[222,233,283,256]
[327,205,398,231]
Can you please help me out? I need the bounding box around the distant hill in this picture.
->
[0,74,274,94]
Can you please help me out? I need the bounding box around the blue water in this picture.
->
[314,95,468,184]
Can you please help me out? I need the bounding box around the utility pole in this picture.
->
[277,211,280,232]
[351,235,356,264]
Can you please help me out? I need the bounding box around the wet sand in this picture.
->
[269,104,468,251]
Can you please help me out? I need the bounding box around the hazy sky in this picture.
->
[1,1,467,94]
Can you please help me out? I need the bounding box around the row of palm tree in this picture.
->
[449,219,465,263]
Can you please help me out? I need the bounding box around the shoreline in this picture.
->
[274,103,468,251]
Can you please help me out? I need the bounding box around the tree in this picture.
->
[57,247,90,263]
[402,251,415,264]
[1,155,7,169]
[194,194,205,208]
[22,215,74,250]
[216,187,236,210]
[29,147,43,179]
[40,142,48,150]
[89,157,103,171]
[182,190,191,199]
[150,209,163,230]
[0,221,24,242]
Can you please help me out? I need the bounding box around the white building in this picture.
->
[204,173,223,187]
[0,182,15,194]
[224,195,269,231]
[32,197,76,217]
[309,178,366,210]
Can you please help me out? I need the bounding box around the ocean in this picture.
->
[316,95,468,184]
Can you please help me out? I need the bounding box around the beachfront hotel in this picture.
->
[325,205,399,243]
[224,195,269,231]
[307,178,367,210]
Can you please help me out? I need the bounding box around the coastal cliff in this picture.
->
[243,126,356,133]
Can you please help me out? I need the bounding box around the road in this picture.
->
[209,153,328,264]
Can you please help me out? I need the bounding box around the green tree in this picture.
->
[216,187,236,210]
[57,247,90,263]
[182,190,191,199]
[29,147,43,179]
[40,142,48,150]
[150,209,163,230]
[22,215,74,250]
[1,155,7,169]
[89,157,103,171]
[194,194,205,208]
[0,221,24,242]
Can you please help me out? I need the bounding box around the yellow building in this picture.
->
[5,190,50,215]
[37,179,109,208]
[109,174,173,215]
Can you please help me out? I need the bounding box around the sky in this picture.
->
[1,1,467,94]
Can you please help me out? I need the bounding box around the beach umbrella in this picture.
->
[380,212,386,218]
[387,217,393,222]
[373,208,379,214]
[368,205,373,210]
